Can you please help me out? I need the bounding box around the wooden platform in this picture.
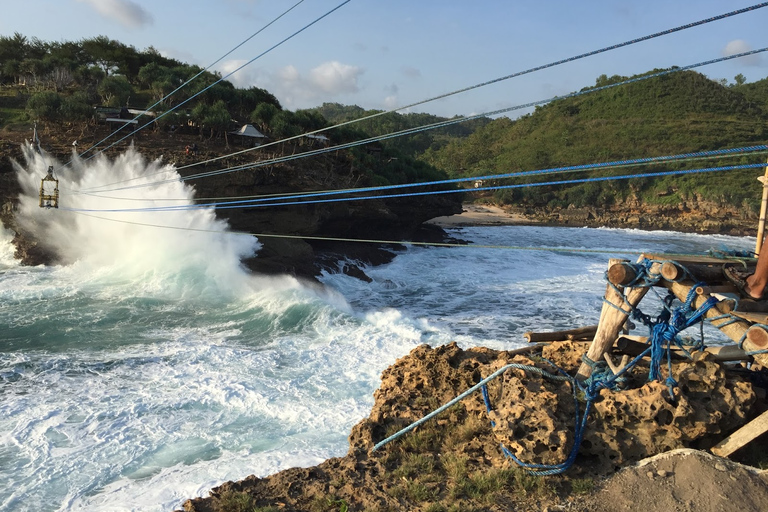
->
[577,253,768,379]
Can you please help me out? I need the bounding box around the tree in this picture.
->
[205,100,232,145]
[27,91,62,121]
[61,92,93,135]
[250,103,279,133]
[97,75,132,106]
[270,110,300,138]
[82,36,121,76]
[734,73,747,86]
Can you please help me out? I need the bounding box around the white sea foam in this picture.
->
[11,145,262,297]
[0,227,19,268]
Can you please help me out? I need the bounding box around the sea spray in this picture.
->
[12,144,262,297]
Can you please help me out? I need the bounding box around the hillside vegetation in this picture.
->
[420,70,768,213]
[3,32,768,218]
[0,33,459,191]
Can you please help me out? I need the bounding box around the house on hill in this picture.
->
[230,124,268,147]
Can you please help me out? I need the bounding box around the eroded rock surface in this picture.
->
[180,341,768,512]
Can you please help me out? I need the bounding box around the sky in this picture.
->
[1,0,767,118]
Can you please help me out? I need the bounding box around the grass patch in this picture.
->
[388,480,438,503]
[510,467,553,498]
[443,414,487,449]
[392,452,438,481]
[441,453,469,481]
[570,477,595,495]
[215,490,255,512]
[310,495,349,512]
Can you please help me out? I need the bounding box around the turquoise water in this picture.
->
[0,147,756,511]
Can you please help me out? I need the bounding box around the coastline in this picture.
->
[426,203,535,227]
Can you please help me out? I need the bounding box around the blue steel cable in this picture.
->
[170,1,768,173]
[71,0,307,165]
[78,3,768,192]
[60,161,768,214]
[70,145,768,211]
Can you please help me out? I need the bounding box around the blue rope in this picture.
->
[61,162,768,214]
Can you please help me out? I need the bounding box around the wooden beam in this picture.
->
[662,280,768,367]
[576,257,651,380]
[710,409,768,458]
[523,325,598,343]
[730,311,768,324]
[607,262,638,287]
[695,284,739,296]
[755,159,768,257]
[746,325,768,351]
[660,261,740,284]
[615,336,750,362]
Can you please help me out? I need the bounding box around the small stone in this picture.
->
[715,462,727,472]
[657,469,668,478]
[647,471,655,479]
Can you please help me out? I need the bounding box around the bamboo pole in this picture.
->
[615,336,750,362]
[662,280,768,367]
[755,159,768,257]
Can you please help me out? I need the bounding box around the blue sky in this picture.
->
[1,0,767,118]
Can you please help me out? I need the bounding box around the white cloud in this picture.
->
[308,61,363,94]
[217,59,261,89]
[210,60,364,110]
[722,40,761,66]
[78,0,153,29]
[383,95,398,109]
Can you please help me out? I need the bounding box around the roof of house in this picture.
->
[230,124,267,138]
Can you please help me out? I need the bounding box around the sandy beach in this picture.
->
[426,203,534,227]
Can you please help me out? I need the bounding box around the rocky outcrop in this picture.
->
[179,341,767,512]
[521,192,756,236]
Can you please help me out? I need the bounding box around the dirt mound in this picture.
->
[179,341,768,512]
[581,449,768,512]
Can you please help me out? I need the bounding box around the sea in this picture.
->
[0,146,756,511]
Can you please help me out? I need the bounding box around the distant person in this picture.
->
[185,145,190,155]
[192,143,198,155]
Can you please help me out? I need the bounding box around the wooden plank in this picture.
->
[523,325,598,343]
[710,409,768,458]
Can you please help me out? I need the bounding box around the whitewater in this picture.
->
[0,147,755,511]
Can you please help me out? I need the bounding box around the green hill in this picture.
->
[420,70,768,212]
